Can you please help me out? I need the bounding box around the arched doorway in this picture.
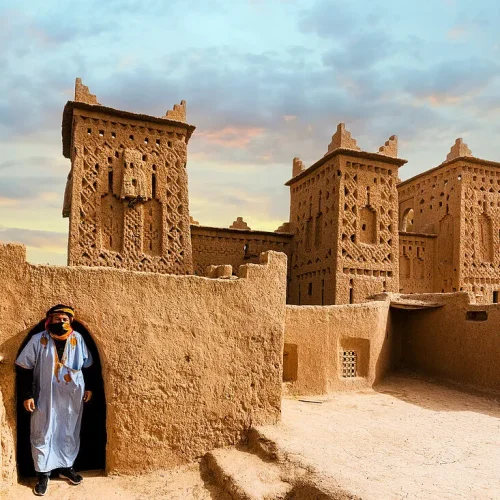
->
[16,320,106,477]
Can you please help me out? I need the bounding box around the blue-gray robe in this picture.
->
[15,330,93,472]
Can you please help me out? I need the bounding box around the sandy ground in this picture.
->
[1,463,227,500]
[4,372,499,499]
[258,372,500,500]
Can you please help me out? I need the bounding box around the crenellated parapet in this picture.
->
[229,217,251,230]
[325,123,361,155]
[378,135,398,158]
[74,78,99,105]
[165,100,187,122]
[292,157,305,177]
[446,138,472,162]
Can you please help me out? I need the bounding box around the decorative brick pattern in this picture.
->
[63,78,194,274]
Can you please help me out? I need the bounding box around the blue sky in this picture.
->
[1,0,499,264]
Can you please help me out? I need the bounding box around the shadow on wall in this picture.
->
[16,320,106,477]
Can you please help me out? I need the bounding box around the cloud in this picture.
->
[298,0,359,39]
[0,175,65,205]
[447,25,468,40]
[0,226,67,252]
[400,58,500,104]
[322,31,394,71]
[196,126,265,148]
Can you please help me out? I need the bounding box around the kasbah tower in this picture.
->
[286,124,404,305]
[62,78,195,275]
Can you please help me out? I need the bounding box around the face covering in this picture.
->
[48,322,71,335]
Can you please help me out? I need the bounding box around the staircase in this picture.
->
[202,428,359,500]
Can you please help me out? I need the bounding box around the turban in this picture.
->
[46,304,75,320]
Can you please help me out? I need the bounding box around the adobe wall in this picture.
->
[287,156,340,306]
[397,163,463,293]
[0,388,15,488]
[283,299,395,395]
[398,232,436,293]
[334,155,402,303]
[190,225,292,277]
[459,160,500,303]
[397,292,500,392]
[0,244,287,482]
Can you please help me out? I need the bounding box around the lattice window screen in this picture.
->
[341,350,357,378]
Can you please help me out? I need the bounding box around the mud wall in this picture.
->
[191,225,292,277]
[283,300,395,395]
[0,244,287,480]
[397,292,500,392]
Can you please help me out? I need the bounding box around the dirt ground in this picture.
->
[3,372,499,499]
[260,372,500,500]
[1,463,226,500]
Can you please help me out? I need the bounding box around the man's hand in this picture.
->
[23,398,35,412]
[83,391,92,403]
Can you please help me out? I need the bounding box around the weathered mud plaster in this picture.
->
[283,299,396,395]
[395,292,500,393]
[0,244,287,481]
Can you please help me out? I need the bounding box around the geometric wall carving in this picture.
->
[286,123,404,304]
[62,78,196,274]
[478,212,493,263]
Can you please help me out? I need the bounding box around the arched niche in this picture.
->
[15,320,106,477]
[401,207,414,232]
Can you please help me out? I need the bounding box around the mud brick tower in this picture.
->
[286,124,407,304]
[62,78,196,274]
[398,138,500,302]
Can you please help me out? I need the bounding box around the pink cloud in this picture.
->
[196,126,265,149]
[425,94,463,106]
[447,25,468,40]
[0,197,19,207]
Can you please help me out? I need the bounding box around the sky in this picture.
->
[1,0,499,265]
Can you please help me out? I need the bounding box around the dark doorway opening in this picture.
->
[16,320,106,477]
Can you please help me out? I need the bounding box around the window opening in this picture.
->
[341,350,357,378]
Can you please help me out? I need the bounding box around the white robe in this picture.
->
[16,330,93,472]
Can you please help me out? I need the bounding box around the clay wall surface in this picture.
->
[398,232,436,293]
[398,158,500,301]
[287,157,340,305]
[0,244,287,481]
[190,225,292,277]
[0,388,15,488]
[397,292,500,392]
[459,160,500,303]
[287,151,402,305]
[283,300,395,395]
[397,163,463,293]
[63,101,195,275]
[335,155,401,303]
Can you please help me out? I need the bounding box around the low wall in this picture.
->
[397,292,500,393]
[283,300,395,395]
[191,225,292,276]
[0,244,287,481]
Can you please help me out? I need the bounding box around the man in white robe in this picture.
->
[16,305,93,496]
